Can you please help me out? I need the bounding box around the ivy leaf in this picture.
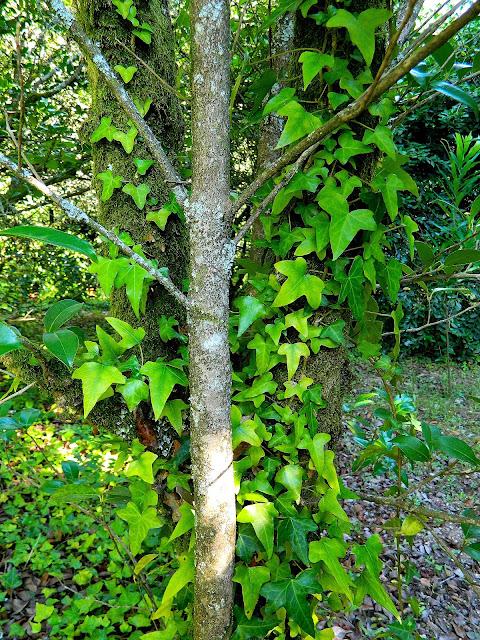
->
[377,258,402,303]
[247,334,275,375]
[234,296,266,337]
[400,515,424,536]
[88,256,126,297]
[35,603,55,623]
[298,51,334,90]
[44,299,83,332]
[133,24,154,44]
[277,515,317,564]
[146,208,171,231]
[326,8,391,65]
[117,502,162,555]
[43,329,79,368]
[106,316,145,348]
[113,126,138,154]
[161,399,189,435]
[260,570,320,636]
[233,372,277,407]
[236,524,262,563]
[273,257,324,308]
[276,102,321,148]
[334,131,373,165]
[122,183,151,210]
[117,262,151,319]
[97,170,123,202]
[118,378,150,411]
[363,125,396,158]
[309,537,353,599]
[160,553,195,608]
[112,0,133,19]
[169,503,195,542]
[330,208,376,260]
[72,362,126,417]
[233,565,270,619]
[90,116,117,143]
[114,64,138,83]
[263,87,296,115]
[278,342,310,380]
[265,320,285,346]
[403,215,419,259]
[338,256,365,320]
[0,322,22,356]
[328,91,349,110]
[134,158,155,175]
[237,502,278,558]
[140,360,188,419]
[275,464,304,502]
[125,451,158,484]
[232,611,277,640]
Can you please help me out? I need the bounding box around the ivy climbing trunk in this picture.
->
[187,0,236,638]
[75,0,188,441]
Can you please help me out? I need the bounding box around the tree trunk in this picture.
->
[187,0,236,638]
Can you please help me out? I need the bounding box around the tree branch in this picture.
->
[232,0,480,216]
[48,0,189,207]
[0,153,190,308]
[382,302,480,336]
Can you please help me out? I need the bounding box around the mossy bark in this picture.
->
[75,0,187,361]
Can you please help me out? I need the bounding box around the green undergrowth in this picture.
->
[0,406,173,640]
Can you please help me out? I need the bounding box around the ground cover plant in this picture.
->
[0,0,480,638]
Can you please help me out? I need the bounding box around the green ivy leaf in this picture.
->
[400,515,424,536]
[169,503,194,542]
[88,257,127,297]
[338,255,365,320]
[44,299,83,332]
[114,64,138,83]
[112,0,133,19]
[247,334,276,375]
[403,215,419,260]
[118,379,150,411]
[161,399,189,435]
[298,51,334,90]
[117,262,151,319]
[334,131,372,165]
[43,329,79,368]
[146,208,171,231]
[377,258,402,303]
[117,502,163,555]
[133,23,154,44]
[237,502,278,558]
[125,451,158,484]
[122,183,151,210]
[276,101,321,148]
[106,316,145,348]
[159,552,194,608]
[134,157,155,175]
[90,116,117,143]
[235,296,266,337]
[326,8,391,65]
[260,570,320,636]
[35,603,55,623]
[273,257,324,308]
[278,342,310,380]
[277,515,317,564]
[72,362,126,417]
[140,360,188,419]
[97,170,124,202]
[330,208,376,260]
[363,125,396,158]
[113,126,138,154]
[233,565,270,619]
[309,537,353,600]
[275,464,304,502]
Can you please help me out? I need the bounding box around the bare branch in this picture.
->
[0,153,190,308]
[48,0,189,207]
[232,0,480,216]
[0,382,36,406]
[382,302,480,336]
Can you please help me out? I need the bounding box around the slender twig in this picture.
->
[48,0,188,207]
[15,23,25,169]
[382,302,480,336]
[0,153,190,309]
[0,382,35,406]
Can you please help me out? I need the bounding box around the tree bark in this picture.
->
[187,0,236,638]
